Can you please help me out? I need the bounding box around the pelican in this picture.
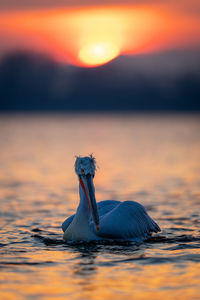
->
[62,155,160,242]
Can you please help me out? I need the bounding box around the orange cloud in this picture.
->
[0,4,200,67]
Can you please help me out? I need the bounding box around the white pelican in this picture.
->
[62,155,160,242]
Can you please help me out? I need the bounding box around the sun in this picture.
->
[78,41,120,67]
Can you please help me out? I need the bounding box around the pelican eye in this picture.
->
[81,169,85,175]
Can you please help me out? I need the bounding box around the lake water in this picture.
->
[0,114,200,300]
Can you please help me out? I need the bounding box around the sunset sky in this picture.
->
[0,0,200,67]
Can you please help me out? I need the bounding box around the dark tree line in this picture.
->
[0,51,200,111]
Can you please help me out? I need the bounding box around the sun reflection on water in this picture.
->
[0,114,200,299]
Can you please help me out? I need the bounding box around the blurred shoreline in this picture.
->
[1,50,200,112]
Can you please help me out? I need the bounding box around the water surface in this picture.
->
[0,114,200,300]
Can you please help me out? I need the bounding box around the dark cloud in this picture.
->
[0,50,199,111]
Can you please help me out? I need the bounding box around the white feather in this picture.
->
[62,200,160,241]
[62,156,160,242]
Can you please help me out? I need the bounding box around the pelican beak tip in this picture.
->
[96,225,99,232]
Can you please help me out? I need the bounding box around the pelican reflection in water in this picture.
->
[62,155,160,242]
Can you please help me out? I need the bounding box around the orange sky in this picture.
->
[0,2,200,67]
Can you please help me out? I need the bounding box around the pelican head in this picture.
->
[75,155,99,231]
[75,155,96,177]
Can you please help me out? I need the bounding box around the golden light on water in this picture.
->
[0,115,200,299]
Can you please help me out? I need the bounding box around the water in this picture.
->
[0,114,200,300]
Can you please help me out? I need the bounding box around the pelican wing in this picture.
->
[97,200,121,216]
[95,200,160,240]
[62,201,119,233]
[62,214,74,232]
